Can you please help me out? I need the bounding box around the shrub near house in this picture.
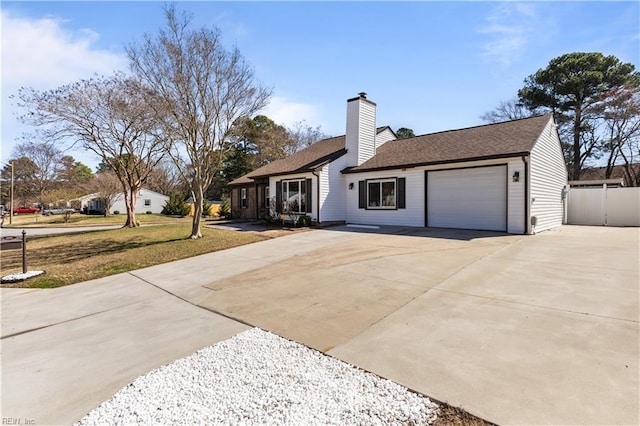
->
[162,195,190,217]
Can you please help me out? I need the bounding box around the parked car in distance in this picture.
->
[43,208,75,216]
[13,206,41,214]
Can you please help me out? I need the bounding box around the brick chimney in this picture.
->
[345,92,376,167]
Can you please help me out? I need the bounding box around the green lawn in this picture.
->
[0,223,268,288]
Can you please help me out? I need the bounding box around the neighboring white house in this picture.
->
[230,93,568,234]
[79,188,169,215]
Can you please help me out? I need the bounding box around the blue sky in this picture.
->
[2,1,639,170]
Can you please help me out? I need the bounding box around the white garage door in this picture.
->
[427,166,507,231]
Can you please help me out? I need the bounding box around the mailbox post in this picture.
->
[22,230,27,274]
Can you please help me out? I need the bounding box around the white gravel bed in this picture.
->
[1,270,44,283]
[76,328,439,425]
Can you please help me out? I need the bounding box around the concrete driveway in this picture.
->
[199,225,639,425]
[1,224,637,425]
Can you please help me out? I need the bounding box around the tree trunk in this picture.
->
[605,151,617,179]
[572,108,582,181]
[620,151,640,187]
[123,188,138,228]
[190,185,204,239]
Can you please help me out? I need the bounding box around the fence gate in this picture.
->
[567,186,640,226]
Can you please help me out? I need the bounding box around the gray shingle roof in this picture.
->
[228,135,346,186]
[229,127,393,185]
[346,114,553,173]
[229,115,553,184]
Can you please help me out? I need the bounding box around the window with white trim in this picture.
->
[241,188,247,208]
[264,186,270,209]
[144,199,151,207]
[282,179,306,213]
[367,179,396,208]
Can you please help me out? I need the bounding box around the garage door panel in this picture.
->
[427,166,507,231]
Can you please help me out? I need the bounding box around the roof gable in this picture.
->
[347,114,553,173]
[229,127,393,185]
[238,135,346,181]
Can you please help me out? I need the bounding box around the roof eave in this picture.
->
[247,148,348,180]
[341,152,531,174]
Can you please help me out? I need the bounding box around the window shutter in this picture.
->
[358,181,365,209]
[276,181,282,214]
[397,178,406,209]
[305,178,312,213]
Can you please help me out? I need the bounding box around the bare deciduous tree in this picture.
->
[12,140,61,207]
[480,97,535,124]
[91,171,122,216]
[17,73,168,227]
[600,86,640,185]
[0,157,39,207]
[288,121,329,151]
[144,157,186,197]
[127,6,271,238]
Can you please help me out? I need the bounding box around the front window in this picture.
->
[282,179,306,213]
[144,199,151,207]
[368,179,396,208]
[241,188,247,208]
[264,187,270,209]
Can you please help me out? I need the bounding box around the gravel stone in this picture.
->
[76,328,438,425]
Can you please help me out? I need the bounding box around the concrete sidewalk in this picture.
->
[1,275,248,425]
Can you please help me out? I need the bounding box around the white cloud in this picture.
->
[477,3,548,66]
[260,96,321,129]
[1,10,126,165]
[1,10,127,89]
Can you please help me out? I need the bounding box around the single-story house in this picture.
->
[230,93,568,234]
[579,163,640,187]
[568,178,625,188]
[79,188,169,215]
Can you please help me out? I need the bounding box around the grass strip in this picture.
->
[1,223,268,288]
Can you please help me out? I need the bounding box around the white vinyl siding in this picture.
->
[507,159,526,234]
[345,158,525,232]
[346,169,424,227]
[319,154,347,222]
[109,188,169,215]
[427,166,507,232]
[375,128,397,149]
[345,98,376,167]
[530,118,568,233]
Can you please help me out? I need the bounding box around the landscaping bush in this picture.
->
[162,195,190,216]
[146,210,153,215]
[113,210,120,215]
[202,199,213,217]
[219,195,231,219]
[297,214,312,227]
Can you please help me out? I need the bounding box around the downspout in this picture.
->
[523,155,530,234]
[312,169,321,224]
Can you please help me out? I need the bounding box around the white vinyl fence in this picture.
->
[567,186,640,226]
